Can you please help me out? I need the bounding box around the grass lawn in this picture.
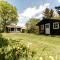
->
[2,33,60,60]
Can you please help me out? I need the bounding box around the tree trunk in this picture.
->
[4,25,7,33]
[3,20,7,33]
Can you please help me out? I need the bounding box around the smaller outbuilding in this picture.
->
[37,18,60,35]
[6,24,22,33]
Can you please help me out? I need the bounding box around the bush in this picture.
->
[0,35,36,60]
[0,34,9,60]
[6,44,36,60]
[0,34,8,48]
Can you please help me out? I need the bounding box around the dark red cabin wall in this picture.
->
[50,21,53,35]
[50,22,60,35]
[39,25,45,34]
[38,19,60,35]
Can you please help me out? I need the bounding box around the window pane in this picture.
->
[46,25,49,28]
[53,22,59,29]
[11,28,14,31]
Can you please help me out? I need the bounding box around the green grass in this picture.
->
[2,33,60,60]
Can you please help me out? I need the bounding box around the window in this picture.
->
[17,28,21,31]
[41,25,44,30]
[45,23,50,28]
[53,22,59,29]
[11,28,14,31]
[45,24,49,28]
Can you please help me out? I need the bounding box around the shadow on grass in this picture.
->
[0,34,9,60]
[0,34,8,48]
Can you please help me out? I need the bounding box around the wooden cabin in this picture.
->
[37,18,60,35]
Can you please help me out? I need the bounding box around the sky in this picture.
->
[5,0,60,27]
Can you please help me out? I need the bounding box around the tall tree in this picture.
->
[55,6,60,20]
[0,1,18,32]
[43,8,54,19]
[55,6,60,16]
[43,8,50,19]
[49,9,54,18]
[26,18,40,34]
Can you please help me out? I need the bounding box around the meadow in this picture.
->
[2,33,60,60]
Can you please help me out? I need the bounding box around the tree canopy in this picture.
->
[0,1,18,32]
[43,8,54,19]
[55,6,60,15]
[26,18,40,34]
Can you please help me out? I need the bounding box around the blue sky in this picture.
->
[5,0,60,27]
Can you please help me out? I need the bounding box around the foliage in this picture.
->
[26,18,40,34]
[0,33,8,60]
[0,34,8,48]
[0,34,36,60]
[0,1,18,32]
[2,33,60,60]
[55,6,60,15]
[6,44,35,60]
[55,6,60,20]
[49,9,54,18]
[43,8,54,19]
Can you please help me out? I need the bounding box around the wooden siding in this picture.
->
[37,18,60,35]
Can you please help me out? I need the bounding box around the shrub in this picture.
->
[0,34,8,48]
[6,44,36,60]
[0,34,36,60]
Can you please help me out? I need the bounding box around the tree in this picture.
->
[55,6,60,20]
[26,18,40,34]
[49,9,54,18]
[0,1,18,32]
[43,8,54,19]
[55,6,60,15]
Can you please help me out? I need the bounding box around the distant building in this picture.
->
[37,18,60,35]
[6,24,22,33]
[21,26,26,33]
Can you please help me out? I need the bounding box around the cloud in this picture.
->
[17,3,50,27]
[35,14,43,19]
[53,9,59,16]
[17,13,29,27]
[21,3,50,18]
[58,0,60,2]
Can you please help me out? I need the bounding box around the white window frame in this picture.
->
[41,25,44,30]
[53,22,59,29]
[45,23,50,28]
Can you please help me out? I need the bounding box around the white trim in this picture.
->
[53,22,59,29]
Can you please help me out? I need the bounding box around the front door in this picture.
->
[45,23,50,34]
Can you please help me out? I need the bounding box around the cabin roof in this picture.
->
[6,24,21,28]
[7,26,21,28]
[36,18,60,25]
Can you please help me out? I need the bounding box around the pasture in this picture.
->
[2,33,60,60]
